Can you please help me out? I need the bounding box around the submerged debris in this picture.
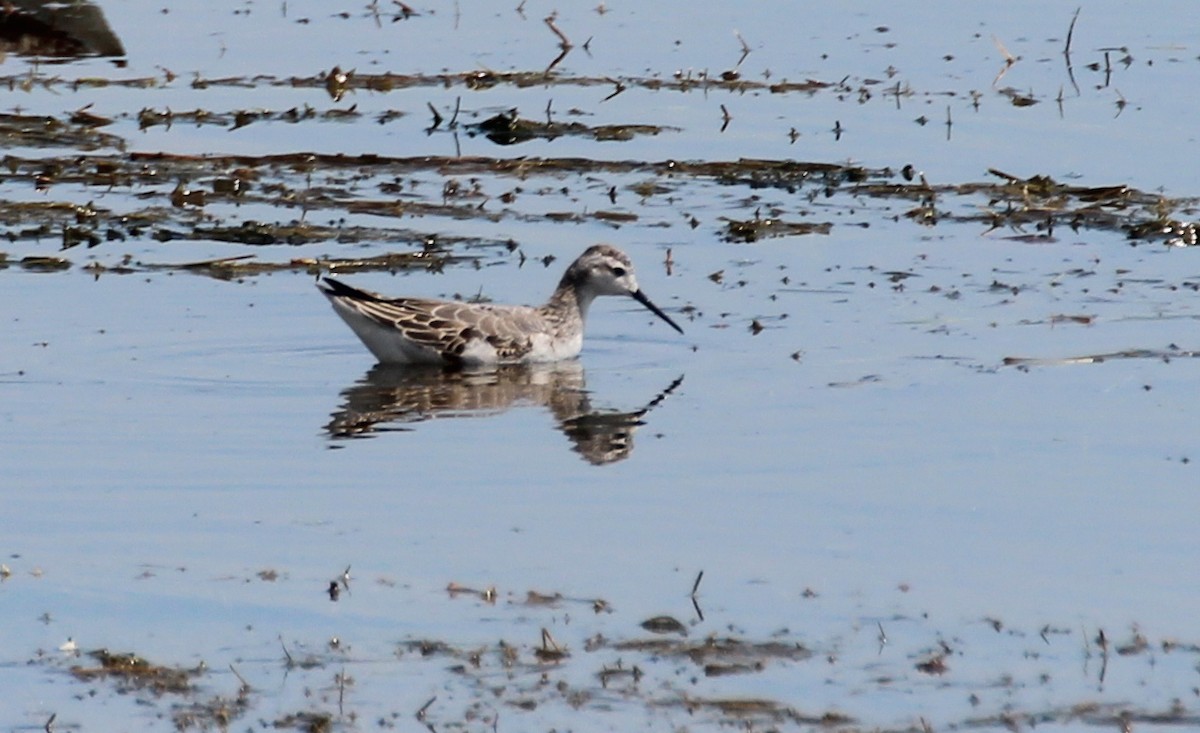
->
[273,711,332,733]
[1,152,1195,282]
[70,649,197,695]
[0,112,124,150]
[48,597,1200,733]
[19,255,72,271]
[721,216,832,243]
[467,108,674,145]
[640,615,688,635]
[1003,345,1200,368]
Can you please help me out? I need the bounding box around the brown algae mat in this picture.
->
[29,575,1200,732]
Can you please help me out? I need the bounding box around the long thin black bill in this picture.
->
[631,289,684,335]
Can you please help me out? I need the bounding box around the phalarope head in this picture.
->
[561,244,684,335]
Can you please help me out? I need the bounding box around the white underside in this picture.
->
[328,300,440,364]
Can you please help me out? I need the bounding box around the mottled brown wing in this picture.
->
[422,300,545,361]
[321,276,553,362]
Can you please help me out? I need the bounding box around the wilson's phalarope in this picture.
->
[318,244,684,366]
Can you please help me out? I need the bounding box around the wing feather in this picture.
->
[320,277,547,363]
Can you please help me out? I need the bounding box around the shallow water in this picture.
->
[4,1,1200,731]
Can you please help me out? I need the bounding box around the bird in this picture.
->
[318,244,684,366]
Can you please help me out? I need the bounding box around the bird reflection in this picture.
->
[0,1,125,60]
[325,362,683,466]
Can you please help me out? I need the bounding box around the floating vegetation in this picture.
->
[720,216,832,243]
[661,696,854,727]
[1,149,1196,282]
[18,255,72,271]
[465,108,675,145]
[70,649,197,695]
[135,104,372,131]
[272,711,333,733]
[79,249,464,280]
[0,67,842,100]
[638,615,688,635]
[46,596,1200,733]
[1003,345,1200,369]
[0,112,124,150]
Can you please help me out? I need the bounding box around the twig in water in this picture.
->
[733,29,751,67]
[991,35,1017,86]
[338,666,346,715]
[993,35,1015,64]
[229,664,251,693]
[179,254,256,270]
[535,627,569,661]
[426,102,442,130]
[279,635,295,668]
[545,13,572,49]
[1064,7,1080,57]
[1096,627,1109,684]
[734,29,751,54]
[541,627,560,652]
[415,695,437,721]
[545,45,569,74]
[1063,7,1081,95]
[601,78,625,102]
[690,569,705,620]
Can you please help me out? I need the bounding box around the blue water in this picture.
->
[3,1,1200,731]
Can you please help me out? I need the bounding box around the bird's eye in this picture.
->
[611,266,627,277]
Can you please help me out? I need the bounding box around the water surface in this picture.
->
[3,1,1200,731]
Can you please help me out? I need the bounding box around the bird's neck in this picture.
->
[542,274,593,326]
